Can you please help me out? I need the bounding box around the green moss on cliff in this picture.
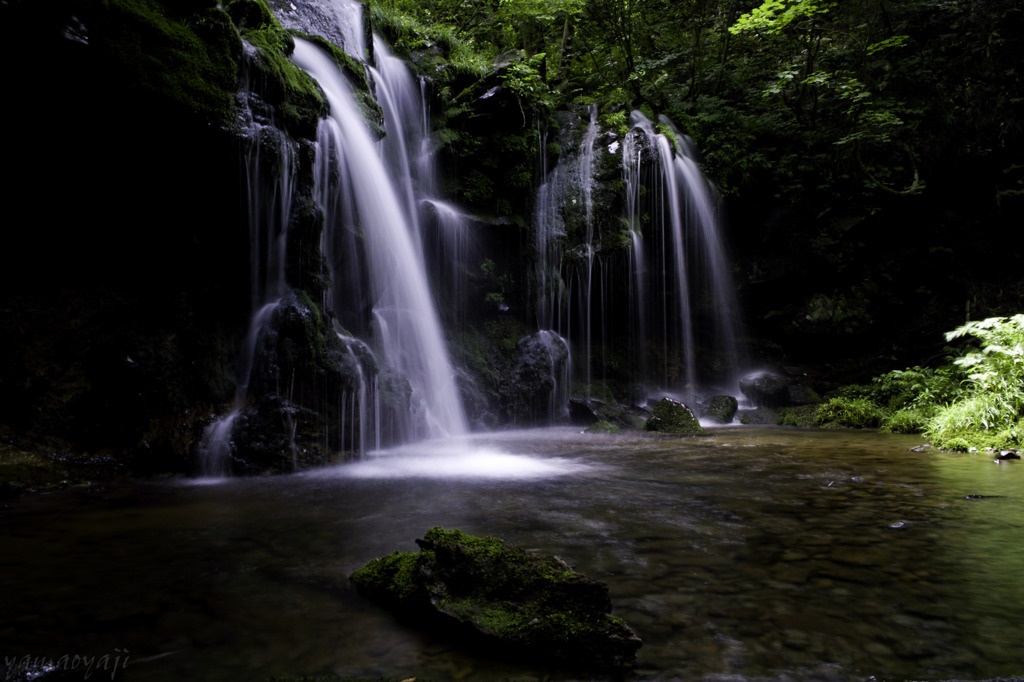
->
[298,33,385,139]
[221,0,326,138]
[87,0,243,127]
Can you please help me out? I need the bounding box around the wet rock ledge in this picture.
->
[350,527,642,669]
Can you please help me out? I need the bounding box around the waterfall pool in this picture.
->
[2,427,1022,681]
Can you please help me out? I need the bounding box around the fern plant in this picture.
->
[926,315,1024,450]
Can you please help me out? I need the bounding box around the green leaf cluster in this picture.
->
[925,315,1024,451]
[796,315,1024,451]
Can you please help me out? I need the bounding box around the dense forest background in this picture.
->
[368,0,1024,371]
[0,0,1022,474]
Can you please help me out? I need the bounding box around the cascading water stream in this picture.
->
[534,139,566,333]
[368,36,423,247]
[370,35,474,326]
[629,111,698,398]
[198,54,297,476]
[622,133,649,386]
[622,111,747,398]
[534,107,743,407]
[293,38,468,442]
[662,117,744,387]
[273,0,366,61]
[579,105,599,396]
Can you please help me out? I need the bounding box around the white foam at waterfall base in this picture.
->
[309,439,590,480]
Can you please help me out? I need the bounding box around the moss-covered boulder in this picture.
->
[644,397,702,434]
[703,394,739,424]
[350,527,642,669]
[585,420,620,434]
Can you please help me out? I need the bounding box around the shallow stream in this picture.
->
[2,427,1022,681]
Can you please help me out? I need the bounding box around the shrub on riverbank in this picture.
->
[924,315,1024,451]
[787,315,1024,452]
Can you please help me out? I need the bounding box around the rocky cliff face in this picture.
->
[0,0,334,472]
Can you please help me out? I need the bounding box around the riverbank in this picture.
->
[0,440,137,499]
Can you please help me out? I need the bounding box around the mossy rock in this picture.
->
[739,371,790,408]
[78,0,244,128]
[350,528,642,669]
[703,395,739,424]
[585,420,620,434]
[776,404,819,427]
[644,398,702,435]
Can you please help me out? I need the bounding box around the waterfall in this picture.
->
[273,0,366,60]
[336,332,379,455]
[370,35,474,326]
[663,117,743,385]
[534,136,566,333]
[420,198,472,326]
[369,36,424,246]
[293,38,468,442]
[579,105,599,396]
[628,112,696,396]
[533,108,743,407]
[623,111,743,396]
[198,51,297,476]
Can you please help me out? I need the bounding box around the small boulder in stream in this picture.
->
[702,394,739,424]
[739,370,790,408]
[644,397,702,434]
[350,527,642,669]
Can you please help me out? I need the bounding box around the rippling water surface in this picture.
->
[2,427,1023,681]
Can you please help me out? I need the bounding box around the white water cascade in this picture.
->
[624,111,744,395]
[627,112,697,396]
[665,117,743,383]
[369,35,475,327]
[198,74,297,476]
[273,0,366,61]
[533,108,743,404]
[293,38,468,442]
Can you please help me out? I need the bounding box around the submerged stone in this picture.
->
[644,398,702,435]
[350,527,642,669]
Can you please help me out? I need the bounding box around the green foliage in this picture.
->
[883,407,934,434]
[776,404,818,427]
[814,396,887,428]
[814,363,962,434]
[365,0,1023,218]
[86,0,242,128]
[926,315,1024,450]
[729,0,834,36]
[818,316,1024,449]
[871,365,962,411]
